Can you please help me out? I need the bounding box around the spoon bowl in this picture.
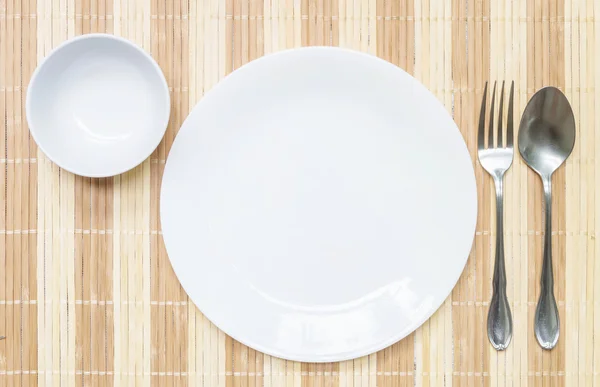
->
[518,86,575,350]
[518,87,576,176]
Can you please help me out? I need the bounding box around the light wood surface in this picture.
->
[1,0,597,385]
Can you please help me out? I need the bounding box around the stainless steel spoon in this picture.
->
[518,86,576,350]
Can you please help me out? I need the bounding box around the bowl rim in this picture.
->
[26,33,171,178]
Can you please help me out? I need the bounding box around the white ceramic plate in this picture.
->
[26,34,170,177]
[161,47,477,362]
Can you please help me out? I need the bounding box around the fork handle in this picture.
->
[487,175,513,350]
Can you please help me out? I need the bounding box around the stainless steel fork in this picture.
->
[478,81,514,350]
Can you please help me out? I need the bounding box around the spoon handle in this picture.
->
[535,176,560,349]
[487,175,513,350]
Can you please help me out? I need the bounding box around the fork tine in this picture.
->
[488,81,497,148]
[498,81,505,147]
[507,81,515,148]
[478,82,488,150]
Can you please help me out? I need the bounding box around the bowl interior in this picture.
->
[27,35,170,177]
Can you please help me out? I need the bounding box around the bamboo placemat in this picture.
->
[0,0,597,385]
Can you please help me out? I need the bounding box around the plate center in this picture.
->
[205,96,429,308]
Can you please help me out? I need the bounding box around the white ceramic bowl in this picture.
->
[26,34,170,177]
